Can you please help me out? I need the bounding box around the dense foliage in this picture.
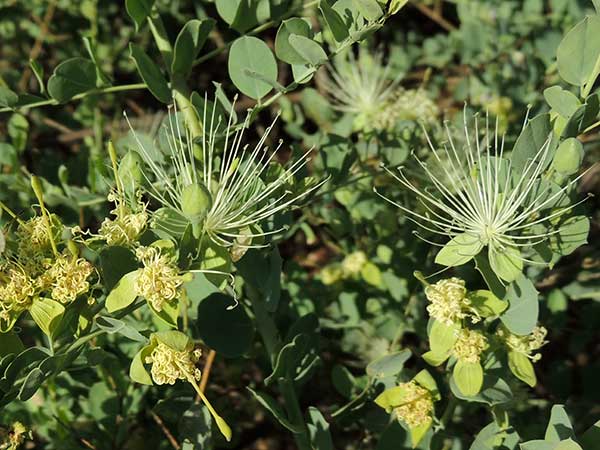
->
[0,1,598,449]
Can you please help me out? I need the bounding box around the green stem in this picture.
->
[0,83,146,114]
[251,298,311,450]
[438,396,458,430]
[279,377,312,450]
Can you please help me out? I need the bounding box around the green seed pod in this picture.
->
[552,138,584,176]
[181,183,212,224]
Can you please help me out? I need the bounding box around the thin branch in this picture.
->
[411,1,457,32]
[199,349,217,393]
[150,411,181,450]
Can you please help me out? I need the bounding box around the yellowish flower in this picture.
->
[134,246,182,311]
[99,191,148,246]
[452,329,488,363]
[145,343,202,385]
[46,254,94,304]
[393,381,434,428]
[342,251,367,275]
[498,325,547,362]
[425,277,469,325]
[0,266,36,322]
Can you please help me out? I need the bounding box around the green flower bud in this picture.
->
[181,183,212,224]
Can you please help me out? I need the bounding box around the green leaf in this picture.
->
[553,216,590,256]
[453,360,484,397]
[96,316,146,342]
[196,293,254,358]
[99,246,139,291]
[228,36,277,100]
[247,387,302,433]
[501,275,539,336]
[125,0,155,30]
[557,15,600,91]
[422,350,450,367]
[511,113,555,171]
[413,369,440,400]
[451,375,513,407]
[409,419,432,448]
[467,290,508,317]
[429,320,460,355]
[508,350,536,387]
[148,295,180,328]
[47,57,97,103]
[555,440,583,450]
[172,19,215,76]
[105,270,140,313]
[0,332,24,358]
[29,298,65,336]
[552,138,584,175]
[154,330,192,351]
[129,43,171,103]
[319,1,349,42]
[288,35,328,67]
[581,419,600,450]
[352,0,384,21]
[129,346,153,385]
[389,0,409,15]
[361,262,382,287]
[435,233,483,267]
[544,86,581,118]
[545,405,575,442]
[275,18,313,65]
[0,86,18,108]
[308,407,335,450]
[236,248,282,312]
[489,244,522,283]
[375,384,412,411]
[18,367,45,401]
[474,253,506,299]
[29,60,45,94]
[366,350,411,378]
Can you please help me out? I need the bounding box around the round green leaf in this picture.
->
[366,349,411,378]
[501,275,539,336]
[275,18,312,65]
[30,298,65,336]
[196,293,255,358]
[467,290,508,317]
[105,270,140,313]
[489,244,523,283]
[47,58,97,103]
[228,36,277,100]
[557,15,600,87]
[435,233,483,267]
[452,360,484,397]
[554,215,590,256]
[288,35,328,67]
[429,320,460,355]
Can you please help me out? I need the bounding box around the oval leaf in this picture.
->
[228,36,277,100]
[435,233,483,267]
[129,43,171,103]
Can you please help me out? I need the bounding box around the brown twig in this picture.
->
[79,438,98,450]
[19,0,57,91]
[411,1,457,32]
[150,411,181,450]
[199,349,217,393]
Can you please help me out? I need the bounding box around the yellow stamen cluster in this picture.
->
[0,421,29,450]
[145,343,202,385]
[16,215,61,258]
[135,247,182,311]
[452,329,489,363]
[342,251,367,275]
[45,255,94,304]
[393,381,434,428]
[99,191,148,246]
[371,88,439,132]
[0,266,36,322]
[425,277,471,326]
[497,326,547,362]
